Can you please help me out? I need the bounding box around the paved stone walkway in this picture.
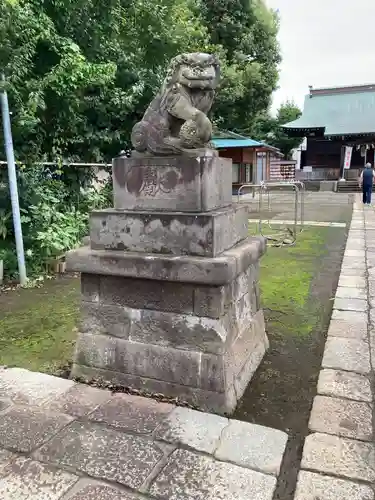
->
[248,219,347,228]
[293,194,375,499]
[0,367,287,499]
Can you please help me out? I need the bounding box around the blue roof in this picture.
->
[212,138,262,149]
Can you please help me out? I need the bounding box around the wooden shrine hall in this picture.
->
[282,84,375,179]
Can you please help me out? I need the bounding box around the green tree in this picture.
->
[0,0,209,161]
[252,101,303,158]
[0,0,281,162]
[198,0,281,132]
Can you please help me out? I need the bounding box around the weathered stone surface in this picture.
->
[100,275,195,314]
[150,449,276,500]
[344,249,365,258]
[327,320,367,340]
[112,156,232,212]
[341,258,366,270]
[154,407,228,453]
[225,310,268,398]
[75,332,202,387]
[130,311,230,353]
[88,393,174,434]
[193,284,231,319]
[369,279,375,297]
[334,297,367,312]
[301,433,375,482]
[71,363,238,415]
[0,449,17,474]
[80,302,132,339]
[0,368,74,405]
[0,455,78,499]
[0,456,78,500]
[81,274,100,303]
[66,237,266,286]
[0,399,11,412]
[338,275,366,288]
[309,395,373,441]
[338,268,365,277]
[335,287,367,300]
[44,384,111,418]
[0,406,73,453]
[214,420,287,476]
[294,471,374,500]
[130,52,219,155]
[322,337,371,374]
[317,369,372,402]
[331,309,367,324]
[35,421,165,489]
[72,271,267,414]
[90,205,248,257]
[62,480,141,499]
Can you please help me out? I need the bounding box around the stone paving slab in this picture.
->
[0,368,74,405]
[335,286,367,300]
[61,480,141,500]
[294,198,375,500]
[331,309,368,323]
[214,420,287,476]
[0,367,288,499]
[317,369,372,402]
[309,395,373,441]
[88,393,174,434]
[0,405,73,453]
[327,319,368,340]
[34,421,167,490]
[322,337,371,374]
[294,470,374,500]
[153,406,228,453]
[339,271,366,289]
[0,456,79,500]
[150,449,276,500]
[333,297,368,312]
[301,433,375,482]
[43,384,112,418]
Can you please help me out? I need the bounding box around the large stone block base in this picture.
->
[68,243,268,415]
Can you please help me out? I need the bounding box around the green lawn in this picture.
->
[0,226,330,374]
[253,224,328,337]
[0,277,80,374]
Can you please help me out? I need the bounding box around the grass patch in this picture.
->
[0,277,80,373]
[253,224,329,337]
[0,225,334,375]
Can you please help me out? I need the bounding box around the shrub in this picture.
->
[0,163,112,279]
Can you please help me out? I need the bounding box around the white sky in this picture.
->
[266,0,375,113]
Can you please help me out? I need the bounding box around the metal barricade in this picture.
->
[236,181,305,247]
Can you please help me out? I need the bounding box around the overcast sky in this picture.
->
[266,0,375,112]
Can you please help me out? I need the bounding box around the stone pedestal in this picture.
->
[66,155,268,415]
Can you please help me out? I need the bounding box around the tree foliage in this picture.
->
[0,0,281,162]
[251,100,304,158]
[199,0,281,132]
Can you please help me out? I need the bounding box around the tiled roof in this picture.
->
[282,84,375,136]
[212,138,262,149]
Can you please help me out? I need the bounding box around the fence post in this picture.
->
[0,74,27,285]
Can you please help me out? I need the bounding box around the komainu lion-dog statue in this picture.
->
[131,52,220,156]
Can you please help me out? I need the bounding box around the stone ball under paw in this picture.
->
[180,118,212,148]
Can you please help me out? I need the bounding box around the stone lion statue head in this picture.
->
[162,52,221,91]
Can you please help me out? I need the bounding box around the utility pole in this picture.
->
[0,74,27,285]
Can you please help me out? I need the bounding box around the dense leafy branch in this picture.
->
[0,0,281,162]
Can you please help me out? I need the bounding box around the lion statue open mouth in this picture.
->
[131,52,220,156]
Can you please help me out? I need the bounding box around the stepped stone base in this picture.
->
[69,250,267,414]
[89,204,249,257]
[112,154,232,212]
[67,154,268,414]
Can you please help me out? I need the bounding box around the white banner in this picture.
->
[343,146,353,170]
